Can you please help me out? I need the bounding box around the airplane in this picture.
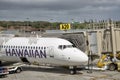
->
[0,36,88,74]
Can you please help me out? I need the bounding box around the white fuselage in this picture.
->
[0,37,88,66]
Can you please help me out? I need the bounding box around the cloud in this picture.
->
[0,0,120,22]
[0,0,119,11]
[0,0,84,11]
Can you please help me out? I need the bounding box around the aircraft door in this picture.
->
[48,46,55,58]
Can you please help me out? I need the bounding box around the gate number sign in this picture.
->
[60,24,71,30]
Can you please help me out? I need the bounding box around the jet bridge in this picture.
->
[60,31,99,56]
[61,32,86,52]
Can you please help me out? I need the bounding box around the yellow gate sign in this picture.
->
[60,24,71,30]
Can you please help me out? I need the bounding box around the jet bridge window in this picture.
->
[58,45,73,50]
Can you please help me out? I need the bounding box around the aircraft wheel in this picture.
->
[69,66,76,75]
[109,63,116,71]
[70,69,76,75]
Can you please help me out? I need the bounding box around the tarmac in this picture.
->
[0,65,120,80]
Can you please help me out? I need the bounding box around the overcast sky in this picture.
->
[0,0,120,22]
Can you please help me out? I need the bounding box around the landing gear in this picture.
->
[69,66,77,75]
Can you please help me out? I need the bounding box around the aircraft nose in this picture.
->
[64,48,88,63]
[72,50,88,63]
[78,52,88,62]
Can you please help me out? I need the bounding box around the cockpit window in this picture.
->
[58,45,62,49]
[58,45,73,50]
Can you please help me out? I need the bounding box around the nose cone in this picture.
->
[78,52,88,62]
[71,49,88,63]
[63,48,88,64]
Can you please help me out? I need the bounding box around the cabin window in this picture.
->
[36,47,37,49]
[33,47,35,49]
[44,47,46,49]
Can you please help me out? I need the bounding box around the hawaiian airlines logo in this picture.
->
[5,48,47,58]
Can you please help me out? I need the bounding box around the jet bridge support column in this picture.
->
[86,32,93,73]
[109,19,117,61]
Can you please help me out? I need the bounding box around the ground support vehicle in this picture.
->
[8,66,22,74]
[0,67,9,78]
[97,52,120,71]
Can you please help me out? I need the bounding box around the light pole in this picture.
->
[50,19,53,30]
[26,18,29,28]
[71,19,74,29]
[24,18,29,37]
